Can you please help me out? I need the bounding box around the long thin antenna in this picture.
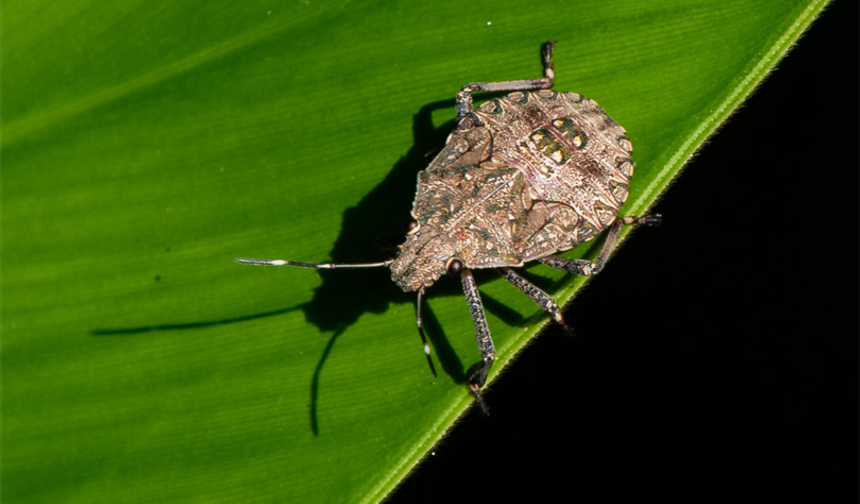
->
[235,258,392,269]
[416,288,437,377]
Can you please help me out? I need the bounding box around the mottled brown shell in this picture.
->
[391,90,633,292]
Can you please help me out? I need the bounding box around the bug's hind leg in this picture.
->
[461,269,494,415]
[456,41,556,119]
[497,268,574,336]
[540,214,662,276]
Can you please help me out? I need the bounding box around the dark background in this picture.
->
[389,1,858,501]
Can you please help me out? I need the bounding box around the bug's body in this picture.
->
[237,42,658,413]
[391,90,634,292]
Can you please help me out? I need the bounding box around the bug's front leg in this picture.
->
[461,269,494,415]
[455,41,557,119]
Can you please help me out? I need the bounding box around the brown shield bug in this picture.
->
[237,42,660,413]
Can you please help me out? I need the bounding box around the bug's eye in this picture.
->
[446,258,463,276]
[405,219,421,235]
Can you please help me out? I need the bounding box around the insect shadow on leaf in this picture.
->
[298,99,470,434]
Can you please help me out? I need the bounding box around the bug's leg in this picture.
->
[539,214,662,276]
[416,288,437,377]
[461,269,494,415]
[456,41,556,119]
[497,267,574,336]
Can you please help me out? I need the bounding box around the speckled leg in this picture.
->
[497,267,574,336]
[540,214,661,276]
[461,269,493,415]
[455,41,556,119]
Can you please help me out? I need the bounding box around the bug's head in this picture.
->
[389,218,457,292]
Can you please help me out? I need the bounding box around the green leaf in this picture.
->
[2,0,828,502]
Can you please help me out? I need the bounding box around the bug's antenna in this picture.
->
[416,288,437,377]
[235,258,392,269]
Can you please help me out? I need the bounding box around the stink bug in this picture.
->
[237,42,659,413]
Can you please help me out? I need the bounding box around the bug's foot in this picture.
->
[560,321,576,338]
[467,361,492,416]
[469,382,490,416]
[624,214,662,226]
[551,311,576,338]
